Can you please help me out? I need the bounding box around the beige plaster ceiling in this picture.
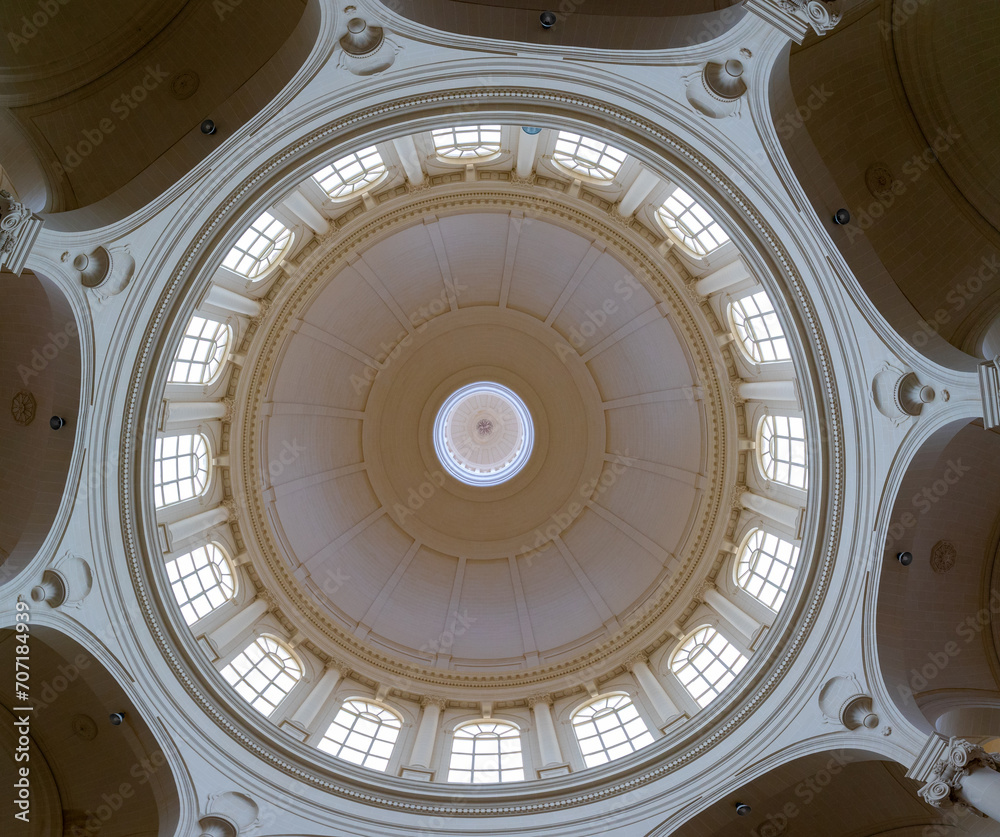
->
[237,197,729,682]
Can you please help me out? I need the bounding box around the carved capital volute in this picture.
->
[527,693,553,709]
[918,738,1000,812]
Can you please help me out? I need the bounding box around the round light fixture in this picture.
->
[433,382,533,486]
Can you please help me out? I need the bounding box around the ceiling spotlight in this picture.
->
[200,119,217,135]
[833,208,851,225]
[736,803,752,816]
[109,712,125,725]
[49,416,65,430]
[540,11,557,28]
[897,551,913,566]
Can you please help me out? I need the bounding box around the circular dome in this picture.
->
[434,381,534,486]
[237,196,727,679]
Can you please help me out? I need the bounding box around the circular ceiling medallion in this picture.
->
[434,381,533,486]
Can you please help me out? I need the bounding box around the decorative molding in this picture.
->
[527,693,554,708]
[419,695,448,710]
[930,540,957,574]
[11,390,35,426]
[117,87,843,814]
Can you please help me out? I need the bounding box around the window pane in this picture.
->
[670,627,748,708]
[571,694,654,766]
[318,699,401,772]
[656,187,731,255]
[222,211,292,280]
[552,130,627,181]
[313,146,387,199]
[221,636,302,718]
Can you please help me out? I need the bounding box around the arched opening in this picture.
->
[0,270,80,585]
[876,418,1000,735]
[0,625,181,837]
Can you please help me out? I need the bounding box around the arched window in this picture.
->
[169,316,230,385]
[552,131,626,181]
[448,721,524,783]
[221,635,302,717]
[153,433,210,508]
[656,187,730,256]
[318,699,402,772]
[313,146,386,199]
[431,125,502,160]
[671,626,748,708]
[571,693,654,768]
[729,290,790,363]
[166,543,236,625]
[758,415,808,489]
[223,211,292,279]
[736,529,799,611]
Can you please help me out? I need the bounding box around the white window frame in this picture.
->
[223,211,292,280]
[221,634,302,718]
[735,528,799,612]
[729,290,791,364]
[312,145,387,200]
[571,693,655,768]
[318,698,402,773]
[656,186,731,256]
[166,542,237,625]
[168,316,231,385]
[670,625,748,709]
[757,414,808,489]
[447,720,525,784]
[153,433,210,508]
[431,124,503,161]
[552,130,627,182]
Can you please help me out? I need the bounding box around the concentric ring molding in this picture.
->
[122,90,840,812]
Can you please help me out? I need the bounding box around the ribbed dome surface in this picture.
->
[243,206,720,673]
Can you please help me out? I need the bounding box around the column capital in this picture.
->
[744,0,840,43]
[420,695,448,710]
[624,652,649,671]
[324,658,352,677]
[0,190,43,275]
[527,693,553,708]
[918,737,1000,814]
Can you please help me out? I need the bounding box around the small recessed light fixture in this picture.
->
[736,803,752,816]
[897,551,913,566]
[49,416,65,430]
[540,11,557,28]
[833,208,851,225]
[200,119,217,135]
[109,712,125,725]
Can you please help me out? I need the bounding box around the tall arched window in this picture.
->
[223,211,292,279]
[758,415,808,489]
[318,699,402,772]
[221,635,302,717]
[431,125,502,160]
[169,316,230,385]
[448,721,524,783]
[571,693,654,768]
[313,146,386,199]
[736,529,799,611]
[729,290,791,363]
[166,543,236,625]
[153,433,210,508]
[552,131,626,181]
[656,187,730,256]
[671,626,748,708]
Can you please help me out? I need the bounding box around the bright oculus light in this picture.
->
[433,382,533,486]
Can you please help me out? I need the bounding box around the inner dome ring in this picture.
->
[434,381,534,486]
